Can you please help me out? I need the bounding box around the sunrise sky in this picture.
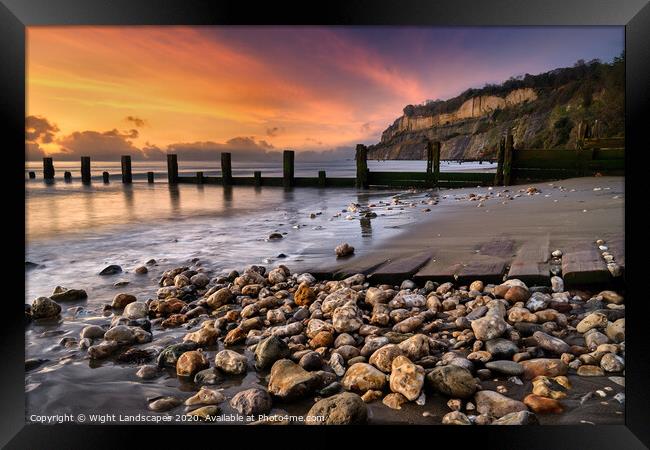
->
[26,26,623,160]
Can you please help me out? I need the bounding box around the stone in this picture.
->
[268,268,287,284]
[268,233,283,240]
[369,344,403,373]
[505,286,530,303]
[508,307,538,323]
[185,387,226,406]
[389,356,424,401]
[176,350,209,377]
[297,273,317,285]
[550,276,564,293]
[576,312,608,334]
[157,342,199,367]
[577,365,605,376]
[471,315,508,341]
[294,282,316,306]
[299,351,323,371]
[112,293,136,309]
[255,336,290,369]
[393,315,424,333]
[533,331,570,355]
[397,334,430,361]
[230,388,272,415]
[31,297,61,319]
[585,330,609,350]
[427,365,477,399]
[185,405,220,421]
[520,358,568,380]
[606,319,625,343]
[332,304,363,333]
[382,392,409,410]
[306,392,367,425]
[437,282,454,295]
[309,331,334,349]
[88,341,120,359]
[183,322,219,346]
[361,390,383,403]
[341,363,387,393]
[99,265,122,275]
[475,390,527,418]
[532,376,569,399]
[104,325,136,343]
[365,287,392,305]
[335,243,354,257]
[194,368,222,385]
[136,365,159,379]
[268,359,319,400]
[50,287,88,302]
[123,301,148,320]
[469,280,484,292]
[598,290,623,305]
[485,338,519,360]
[190,273,210,287]
[335,345,360,361]
[492,410,539,425]
[329,353,346,377]
[526,293,550,312]
[206,287,232,309]
[80,325,105,340]
[214,349,247,375]
[485,361,524,376]
[148,396,181,412]
[442,411,472,425]
[135,266,148,274]
[523,394,564,414]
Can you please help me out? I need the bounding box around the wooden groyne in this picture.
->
[28,122,623,189]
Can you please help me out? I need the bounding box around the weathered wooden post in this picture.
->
[318,170,326,187]
[167,154,178,184]
[196,171,204,184]
[81,156,91,184]
[254,171,262,187]
[494,136,505,186]
[503,133,514,186]
[426,142,433,187]
[121,155,132,183]
[355,144,369,189]
[64,171,72,181]
[432,141,440,186]
[43,157,54,180]
[221,152,232,186]
[102,171,110,183]
[28,171,36,179]
[147,172,154,183]
[283,150,295,188]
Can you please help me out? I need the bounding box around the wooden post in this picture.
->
[432,141,440,186]
[355,144,368,189]
[283,150,295,188]
[196,171,204,184]
[575,121,590,176]
[64,171,72,181]
[102,171,110,183]
[503,133,514,186]
[121,155,132,183]
[147,172,154,183]
[43,157,54,180]
[221,152,232,186]
[28,171,36,179]
[167,154,178,184]
[494,136,505,186]
[254,171,262,187]
[318,170,326,187]
[81,156,91,184]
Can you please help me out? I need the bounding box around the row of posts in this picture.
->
[33,155,146,184]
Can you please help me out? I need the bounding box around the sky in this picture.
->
[26,26,624,161]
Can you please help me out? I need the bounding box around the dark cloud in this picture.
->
[56,129,144,160]
[360,122,371,133]
[266,127,280,137]
[26,116,59,159]
[125,116,146,127]
[166,137,276,161]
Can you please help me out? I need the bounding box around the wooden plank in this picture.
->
[562,243,611,286]
[478,239,516,258]
[455,258,507,284]
[583,137,624,149]
[334,258,390,279]
[368,252,432,284]
[507,238,551,286]
[413,260,463,283]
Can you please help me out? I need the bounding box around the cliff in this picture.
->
[367,56,624,160]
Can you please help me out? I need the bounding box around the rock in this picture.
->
[176,350,209,377]
[104,325,136,343]
[505,286,530,303]
[475,390,527,418]
[88,341,120,359]
[309,331,334,349]
[268,268,286,284]
[382,392,409,410]
[471,315,508,341]
[123,301,148,320]
[485,338,518,360]
[533,331,570,355]
[297,273,316,285]
[190,273,209,287]
[526,293,551,312]
[185,405,220,421]
[157,342,199,367]
[393,315,424,333]
[135,266,148,274]
[389,356,424,401]
[183,321,219,346]
[148,396,181,412]
[492,410,539,425]
[550,276,564,293]
[427,365,477,399]
[31,296,62,320]
[194,368,222,385]
[99,265,122,275]
[485,361,524,376]
[299,351,323,371]
[598,290,623,304]
[508,307,538,323]
[268,359,319,400]
[335,243,354,257]
[551,250,562,258]
[255,336,291,369]
[206,287,232,309]
[585,330,610,350]
[436,282,454,295]
[361,390,383,403]
[606,318,625,343]
[50,287,88,302]
[335,345,360,361]
[442,411,472,425]
[332,304,363,333]
[341,363,387,393]
[268,232,283,240]
[400,279,416,290]
[294,282,316,306]
[369,344,403,373]
[577,365,605,376]
[523,394,564,414]
[214,349,247,375]
[80,325,105,340]
[520,358,568,380]
[329,353,346,377]
[531,376,569,399]
[469,280,484,292]
[397,334,430,360]
[576,312,608,334]
[306,392,367,425]
[230,388,272,415]
[112,293,136,309]
[136,365,159,379]
[365,287,392,305]
[185,387,226,406]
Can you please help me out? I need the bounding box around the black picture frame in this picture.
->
[2,0,648,447]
